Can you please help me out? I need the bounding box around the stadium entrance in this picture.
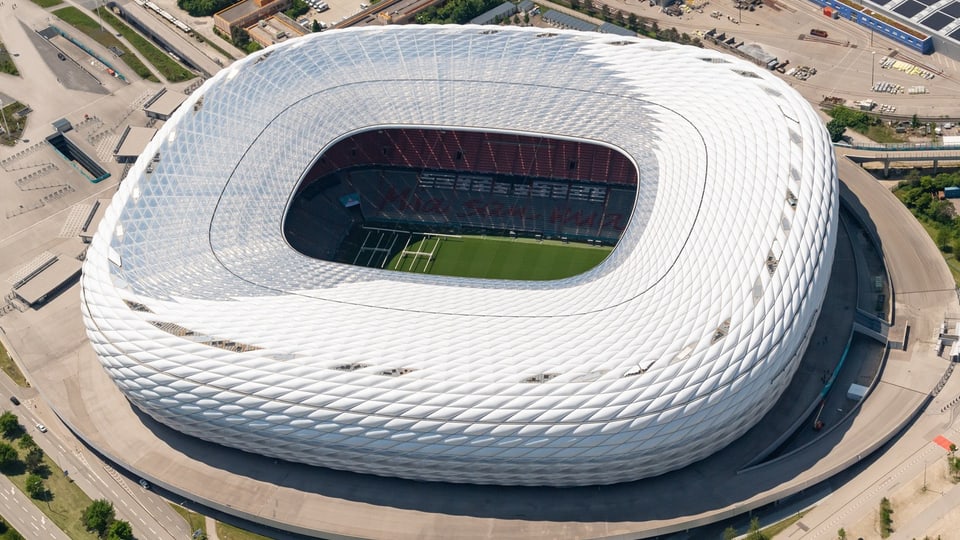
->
[284,128,638,280]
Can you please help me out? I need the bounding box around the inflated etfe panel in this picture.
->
[81,26,837,486]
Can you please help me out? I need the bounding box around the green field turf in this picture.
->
[388,236,612,280]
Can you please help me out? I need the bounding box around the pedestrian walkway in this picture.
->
[205,515,221,540]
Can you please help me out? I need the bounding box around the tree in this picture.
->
[723,526,737,540]
[106,519,134,540]
[177,0,235,17]
[0,442,18,469]
[837,527,847,540]
[879,497,894,537]
[18,433,35,450]
[937,228,950,250]
[911,113,921,129]
[747,516,767,540]
[311,19,322,32]
[523,11,529,23]
[0,411,19,438]
[827,119,847,143]
[284,0,309,18]
[82,499,116,537]
[24,446,44,473]
[0,518,22,540]
[25,473,45,500]
[230,27,250,48]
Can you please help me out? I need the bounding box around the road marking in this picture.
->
[933,434,954,449]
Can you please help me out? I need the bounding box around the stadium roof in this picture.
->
[81,25,838,486]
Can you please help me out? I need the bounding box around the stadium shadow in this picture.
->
[127,394,859,523]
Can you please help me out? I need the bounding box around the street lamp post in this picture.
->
[96,0,104,33]
[0,98,10,141]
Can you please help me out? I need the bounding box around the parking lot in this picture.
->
[605,0,960,118]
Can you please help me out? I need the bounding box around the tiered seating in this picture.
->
[292,129,640,245]
[302,128,639,188]
[285,179,358,259]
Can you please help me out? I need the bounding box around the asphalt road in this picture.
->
[0,345,190,540]
[0,474,69,540]
[0,330,191,539]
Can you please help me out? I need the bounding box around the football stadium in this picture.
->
[80,25,838,486]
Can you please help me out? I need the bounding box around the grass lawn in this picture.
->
[193,32,234,61]
[0,342,29,387]
[51,6,158,82]
[388,236,612,280]
[29,0,64,6]
[0,518,26,539]
[760,509,808,538]
[170,503,206,536]
[0,101,28,147]
[216,521,273,540]
[854,124,908,144]
[917,219,960,285]
[0,39,18,76]
[3,435,97,539]
[95,7,194,82]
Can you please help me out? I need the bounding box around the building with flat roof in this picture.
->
[214,0,293,34]
[245,12,307,47]
[808,0,937,54]
[114,126,158,163]
[143,88,188,121]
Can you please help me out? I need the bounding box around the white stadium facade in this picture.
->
[80,25,838,486]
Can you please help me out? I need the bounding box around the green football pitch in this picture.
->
[388,235,613,280]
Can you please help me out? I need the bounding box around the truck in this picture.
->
[810,28,828,38]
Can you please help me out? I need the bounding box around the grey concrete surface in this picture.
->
[24,23,109,95]
[595,0,960,118]
[776,148,960,538]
